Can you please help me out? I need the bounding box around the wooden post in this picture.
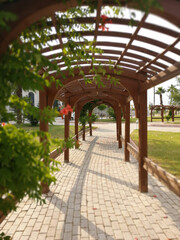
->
[89,110,92,136]
[116,110,119,140]
[124,102,130,161]
[64,100,70,163]
[75,106,79,148]
[139,90,148,192]
[82,124,85,141]
[39,89,49,194]
[118,106,122,148]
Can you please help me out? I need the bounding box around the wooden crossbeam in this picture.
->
[78,80,85,92]
[140,61,180,92]
[137,34,180,73]
[51,14,64,50]
[114,14,147,68]
[91,0,102,68]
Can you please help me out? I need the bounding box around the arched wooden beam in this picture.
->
[43,41,176,67]
[48,66,140,116]
[1,0,180,55]
[46,33,179,70]
[77,96,123,144]
[69,92,126,116]
[77,98,118,114]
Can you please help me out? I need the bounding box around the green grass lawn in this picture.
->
[15,124,81,151]
[131,130,180,179]
[96,117,137,123]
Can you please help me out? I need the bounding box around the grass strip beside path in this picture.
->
[131,130,180,179]
[15,124,80,151]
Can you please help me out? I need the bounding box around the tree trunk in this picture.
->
[160,94,163,105]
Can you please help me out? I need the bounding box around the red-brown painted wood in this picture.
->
[118,107,122,149]
[139,91,148,192]
[161,108,164,122]
[89,110,92,136]
[75,106,79,148]
[124,102,130,161]
[64,100,70,163]
[39,89,50,193]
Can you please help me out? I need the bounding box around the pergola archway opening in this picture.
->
[1,0,180,194]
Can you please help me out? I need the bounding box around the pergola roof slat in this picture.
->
[114,14,148,68]
[137,34,180,73]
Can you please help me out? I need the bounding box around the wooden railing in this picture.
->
[144,157,180,197]
[50,127,90,159]
[121,136,180,197]
[127,142,139,160]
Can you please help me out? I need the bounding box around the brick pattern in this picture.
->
[0,123,180,240]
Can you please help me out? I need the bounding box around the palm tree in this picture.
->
[155,87,166,105]
[167,84,177,105]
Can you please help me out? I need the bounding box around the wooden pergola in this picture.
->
[150,105,180,122]
[1,0,180,194]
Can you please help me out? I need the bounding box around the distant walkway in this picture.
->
[0,123,180,240]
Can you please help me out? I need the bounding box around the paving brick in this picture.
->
[0,123,180,240]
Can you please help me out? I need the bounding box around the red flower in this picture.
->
[60,108,68,115]
[98,15,112,31]
[101,15,108,22]
[66,104,73,113]
[1,122,6,127]
[59,104,73,119]
[98,25,109,31]
[59,112,64,119]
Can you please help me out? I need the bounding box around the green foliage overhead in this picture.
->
[0,10,17,31]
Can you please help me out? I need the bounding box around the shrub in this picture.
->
[165,115,171,122]
[0,124,60,215]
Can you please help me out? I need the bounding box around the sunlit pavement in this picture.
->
[0,123,180,240]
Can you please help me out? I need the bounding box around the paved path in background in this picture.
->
[0,123,180,240]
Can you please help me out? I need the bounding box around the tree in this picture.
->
[155,87,166,105]
[79,100,99,139]
[98,104,106,118]
[107,107,116,120]
[167,78,180,105]
[98,104,106,111]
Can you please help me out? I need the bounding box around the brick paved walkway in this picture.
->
[0,123,180,240]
